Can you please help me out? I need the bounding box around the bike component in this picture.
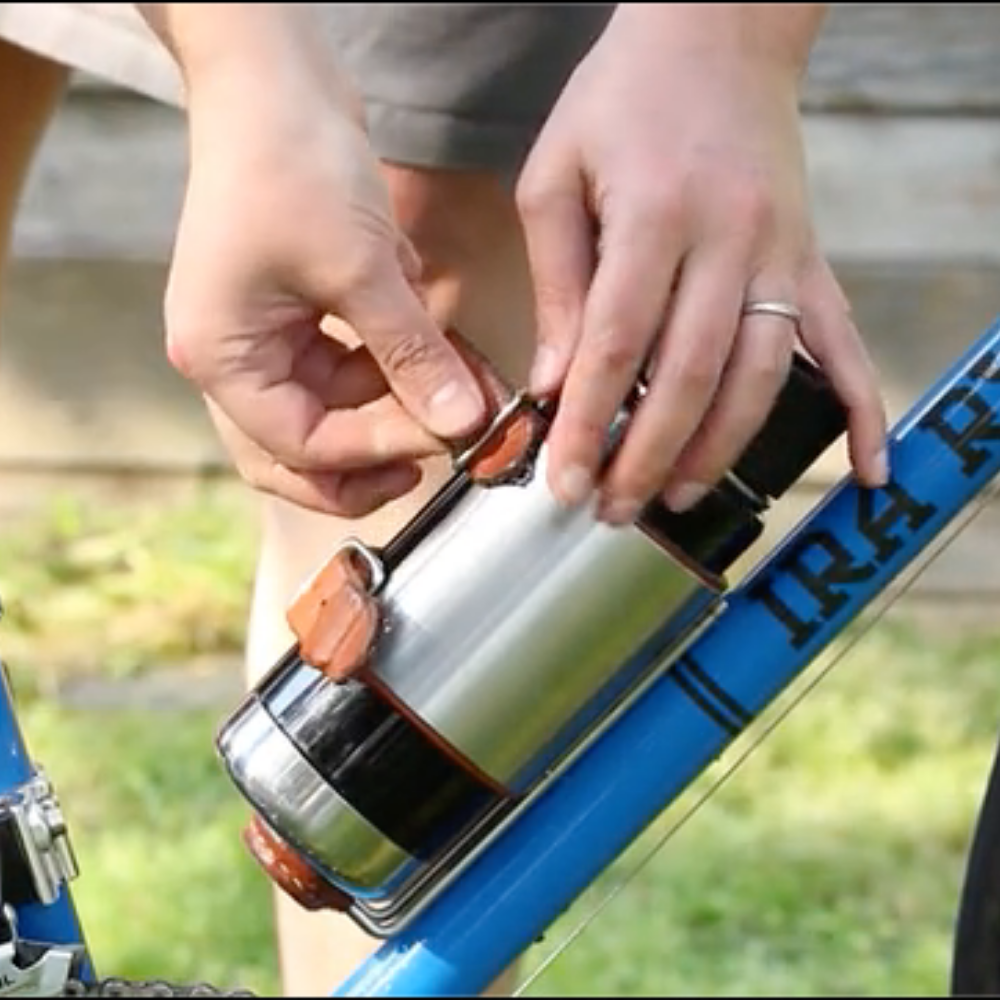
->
[217,346,847,935]
[0,771,79,909]
[0,903,253,997]
[0,650,89,964]
[0,904,83,997]
[61,978,256,996]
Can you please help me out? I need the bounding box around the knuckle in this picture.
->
[379,332,445,382]
[671,351,721,395]
[591,336,640,379]
[165,329,210,384]
[338,241,388,292]
[557,409,612,458]
[722,179,775,234]
[515,171,558,221]
[643,183,687,229]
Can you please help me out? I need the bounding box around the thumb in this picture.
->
[337,247,487,440]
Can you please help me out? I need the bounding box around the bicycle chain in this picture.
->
[60,977,256,997]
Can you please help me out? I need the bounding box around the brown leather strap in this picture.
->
[446,330,548,486]
[243,815,353,912]
[286,546,380,684]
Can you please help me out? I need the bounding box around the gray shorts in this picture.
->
[325,4,614,176]
[0,3,614,177]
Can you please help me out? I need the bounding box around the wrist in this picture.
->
[608,3,826,84]
[138,3,363,125]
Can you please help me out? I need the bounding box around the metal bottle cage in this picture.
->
[1,316,999,997]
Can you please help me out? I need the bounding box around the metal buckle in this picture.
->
[336,538,387,596]
[451,391,530,475]
[0,771,79,908]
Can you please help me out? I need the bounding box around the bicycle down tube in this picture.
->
[333,314,1000,997]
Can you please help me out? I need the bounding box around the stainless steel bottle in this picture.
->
[217,352,847,929]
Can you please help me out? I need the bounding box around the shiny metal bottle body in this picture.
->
[217,347,846,927]
[219,438,723,903]
[370,444,719,791]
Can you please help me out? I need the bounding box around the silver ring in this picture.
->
[741,300,803,325]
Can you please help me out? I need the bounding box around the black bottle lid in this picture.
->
[731,351,848,502]
[640,350,848,576]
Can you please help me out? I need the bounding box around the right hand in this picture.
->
[163,36,487,516]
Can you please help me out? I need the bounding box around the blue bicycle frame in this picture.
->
[4,316,1000,996]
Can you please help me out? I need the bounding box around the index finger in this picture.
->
[336,252,488,441]
[208,363,446,474]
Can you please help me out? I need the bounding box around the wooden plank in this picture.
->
[15,91,1000,264]
[64,6,1000,117]
[14,90,184,261]
[1,254,997,473]
[804,115,1000,263]
[804,4,1000,115]
[0,257,226,471]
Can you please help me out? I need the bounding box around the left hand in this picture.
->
[515,3,888,524]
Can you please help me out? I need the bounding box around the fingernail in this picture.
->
[429,380,483,434]
[529,346,562,395]
[599,497,642,527]
[664,481,710,514]
[872,447,890,487]
[554,464,594,507]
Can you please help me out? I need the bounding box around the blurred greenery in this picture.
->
[0,487,259,691]
[0,488,997,996]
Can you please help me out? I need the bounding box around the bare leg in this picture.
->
[0,38,68,294]
[244,165,536,997]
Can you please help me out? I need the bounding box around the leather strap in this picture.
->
[286,547,380,684]
[243,814,353,912]
[447,331,548,486]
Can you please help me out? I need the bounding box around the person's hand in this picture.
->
[516,3,888,524]
[153,6,487,516]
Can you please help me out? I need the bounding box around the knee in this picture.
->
[379,164,537,385]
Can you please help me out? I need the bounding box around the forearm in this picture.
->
[609,3,827,82]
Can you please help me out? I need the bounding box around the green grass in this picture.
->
[2,489,999,995]
[0,487,259,690]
